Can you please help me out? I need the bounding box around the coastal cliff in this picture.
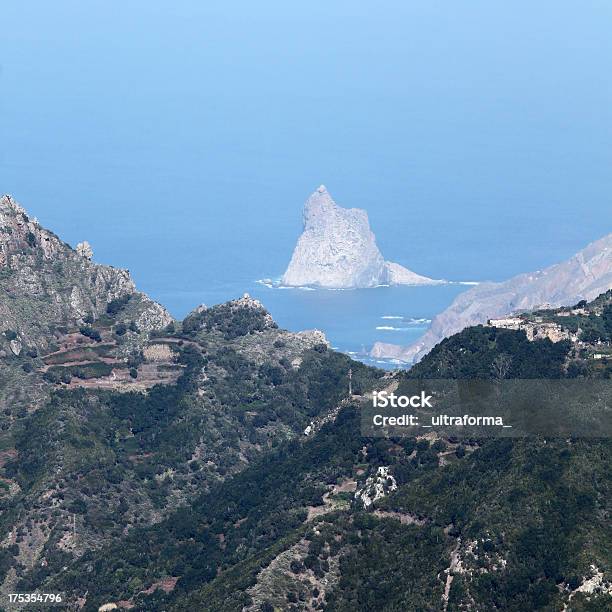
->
[281,186,441,289]
[372,232,612,363]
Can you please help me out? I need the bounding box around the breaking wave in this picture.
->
[377,317,431,329]
[256,279,315,291]
[376,325,424,332]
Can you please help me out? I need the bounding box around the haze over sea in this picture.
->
[2,2,611,365]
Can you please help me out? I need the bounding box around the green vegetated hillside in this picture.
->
[1,295,380,605]
[171,301,610,612]
[9,294,611,610]
[0,198,385,609]
[1,200,611,611]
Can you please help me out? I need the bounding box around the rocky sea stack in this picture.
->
[281,185,442,289]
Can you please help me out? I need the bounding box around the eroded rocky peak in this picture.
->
[302,185,369,233]
[226,293,276,327]
[0,194,66,264]
[281,186,439,289]
[233,292,267,310]
[76,241,94,260]
[0,195,172,349]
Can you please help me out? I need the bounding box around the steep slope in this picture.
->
[0,194,176,453]
[0,194,171,353]
[0,197,390,602]
[0,193,367,603]
[0,287,384,604]
[173,295,611,612]
[27,294,612,611]
[281,186,440,289]
[372,232,612,362]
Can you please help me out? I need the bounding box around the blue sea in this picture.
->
[2,2,611,369]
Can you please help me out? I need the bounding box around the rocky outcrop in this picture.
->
[354,466,398,508]
[372,233,612,363]
[369,341,407,360]
[488,317,580,343]
[76,241,93,260]
[294,329,329,347]
[281,186,441,289]
[0,195,172,350]
[384,261,437,285]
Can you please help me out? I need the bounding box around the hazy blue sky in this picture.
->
[2,1,611,313]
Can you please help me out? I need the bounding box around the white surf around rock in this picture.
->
[280,185,444,289]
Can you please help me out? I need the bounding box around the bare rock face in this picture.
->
[76,241,94,260]
[384,261,439,285]
[354,466,398,508]
[9,339,22,356]
[232,293,277,328]
[369,341,406,360]
[281,186,440,289]
[294,329,329,347]
[0,194,172,350]
[372,232,612,363]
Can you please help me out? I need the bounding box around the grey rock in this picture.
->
[76,241,94,260]
[9,339,22,356]
[0,194,173,350]
[371,233,612,363]
[369,341,406,360]
[281,186,441,289]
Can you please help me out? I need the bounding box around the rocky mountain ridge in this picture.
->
[281,186,441,289]
[0,194,172,353]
